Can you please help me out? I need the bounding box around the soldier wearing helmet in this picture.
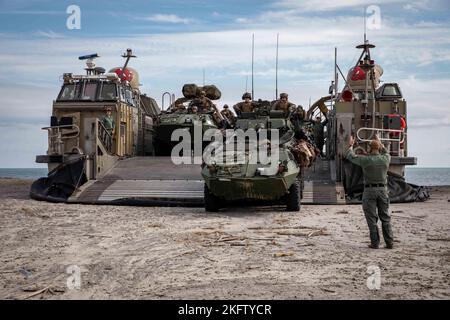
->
[233,92,258,116]
[220,104,236,125]
[313,115,328,157]
[272,93,296,115]
[171,97,189,113]
[192,90,214,112]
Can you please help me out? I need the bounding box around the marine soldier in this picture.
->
[233,92,258,115]
[220,104,236,125]
[192,90,214,112]
[272,93,296,115]
[346,134,394,249]
[291,105,308,140]
[292,105,306,121]
[171,97,188,112]
[190,106,199,114]
[313,116,328,156]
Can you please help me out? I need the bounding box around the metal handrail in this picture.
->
[42,124,80,140]
[356,127,405,156]
[161,92,173,111]
[356,127,405,143]
[97,119,113,154]
[42,124,80,155]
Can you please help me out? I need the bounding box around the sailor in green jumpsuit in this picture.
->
[346,134,394,249]
[102,106,115,134]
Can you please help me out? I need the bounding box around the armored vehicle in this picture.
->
[154,86,223,156]
[201,107,318,211]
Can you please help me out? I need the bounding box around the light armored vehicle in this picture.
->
[154,84,225,156]
[202,107,318,212]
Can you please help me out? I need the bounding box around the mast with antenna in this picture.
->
[251,33,255,100]
[334,47,338,103]
[202,68,205,86]
[275,33,279,100]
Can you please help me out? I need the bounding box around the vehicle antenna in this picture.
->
[275,33,279,100]
[251,33,255,101]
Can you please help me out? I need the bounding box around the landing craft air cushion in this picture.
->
[30,44,428,206]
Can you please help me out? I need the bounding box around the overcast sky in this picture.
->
[0,0,449,167]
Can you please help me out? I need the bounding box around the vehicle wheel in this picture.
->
[286,180,301,211]
[204,183,220,212]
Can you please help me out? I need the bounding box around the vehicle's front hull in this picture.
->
[203,173,298,201]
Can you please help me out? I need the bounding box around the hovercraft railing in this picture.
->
[356,127,405,156]
[97,119,113,154]
[42,124,80,155]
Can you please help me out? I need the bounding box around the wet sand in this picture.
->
[0,178,449,299]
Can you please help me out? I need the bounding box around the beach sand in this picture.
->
[0,178,448,299]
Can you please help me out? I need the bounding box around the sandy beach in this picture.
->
[0,178,448,300]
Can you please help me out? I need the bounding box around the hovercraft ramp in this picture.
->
[69,157,204,206]
[302,158,346,205]
[69,157,345,206]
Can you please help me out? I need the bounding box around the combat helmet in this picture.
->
[242,92,252,100]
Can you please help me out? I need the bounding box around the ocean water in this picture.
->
[0,168,48,180]
[0,167,449,186]
[404,167,450,186]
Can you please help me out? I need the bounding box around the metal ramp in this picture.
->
[69,156,346,206]
[302,158,346,205]
[69,157,204,206]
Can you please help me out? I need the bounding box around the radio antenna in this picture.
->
[275,33,279,100]
[364,7,367,44]
[251,33,255,100]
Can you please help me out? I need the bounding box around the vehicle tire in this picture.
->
[286,179,301,211]
[204,183,220,212]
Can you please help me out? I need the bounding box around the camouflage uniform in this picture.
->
[233,92,257,114]
[313,117,328,155]
[220,105,236,124]
[191,91,214,112]
[234,101,257,113]
[272,93,296,114]
[346,145,394,248]
[171,97,188,112]
[293,105,306,121]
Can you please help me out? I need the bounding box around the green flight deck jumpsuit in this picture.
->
[346,146,394,247]
[102,116,115,134]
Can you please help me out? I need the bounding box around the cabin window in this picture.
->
[382,85,400,97]
[119,86,126,102]
[81,82,98,100]
[58,84,81,100]
[99,83,117,100]
[125,89,134,106]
